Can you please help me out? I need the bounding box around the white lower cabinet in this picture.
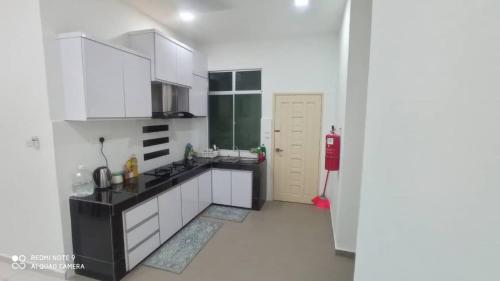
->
[212,169,232,205]
[198,171,212,211]
[158,186,182,244]
[123,168,253,272]
[231,170,253,208]
[181,178,199,226]
[122,198,160,271]
[127,232,160,270]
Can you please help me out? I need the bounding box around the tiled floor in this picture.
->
[1,201,354,281]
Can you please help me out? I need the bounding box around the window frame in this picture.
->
[208,69,262,150]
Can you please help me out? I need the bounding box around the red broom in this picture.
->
[312,171,331,209]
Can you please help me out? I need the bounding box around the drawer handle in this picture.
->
[128,230,159,253]
[126,213,159,232]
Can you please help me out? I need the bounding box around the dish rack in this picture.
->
[195,149,219,159]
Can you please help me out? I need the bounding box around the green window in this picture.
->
[208,70,262,150]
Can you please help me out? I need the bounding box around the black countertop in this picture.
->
[70,157,265,213]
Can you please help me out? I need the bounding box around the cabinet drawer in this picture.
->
[127,232,160,270]
[124,198,158,230]
[126,215,159,250]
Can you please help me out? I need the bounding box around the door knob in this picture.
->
[275,148,284,152]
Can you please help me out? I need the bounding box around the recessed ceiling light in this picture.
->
[179,11,195,22]
[294,0,309,8]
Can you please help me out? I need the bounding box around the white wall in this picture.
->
[0,0,65,272]
[38,0,208,266]
[329,0,351,252]
[355,1,500,280]
[203,34,339,200]
[331,0,372,253]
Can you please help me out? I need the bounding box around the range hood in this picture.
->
[151,83,196,119]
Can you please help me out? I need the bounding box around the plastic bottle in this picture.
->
[130,154,139,177]
[72,165,94,197]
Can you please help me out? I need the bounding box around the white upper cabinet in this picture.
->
[189,75,208,116]
[128,30,193,88]
[176,46,193,86]
[193,50,208,78]
[58,33,152,120]
[154,34,177,84]
[83,39,125,118]
[123,52,152,118]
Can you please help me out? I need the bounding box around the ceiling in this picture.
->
[123,0,347,45]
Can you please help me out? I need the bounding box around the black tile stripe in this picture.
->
[143,125,169,133]
[144,149,169,161]
[143,137,169,147]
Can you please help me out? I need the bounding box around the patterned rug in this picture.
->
[202,205,250,222]
[143,217,223,274]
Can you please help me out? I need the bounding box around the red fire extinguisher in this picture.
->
[325,125,340,171]
[313,125,341,209]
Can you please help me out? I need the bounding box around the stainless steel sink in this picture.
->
[238,157,258,164]
[218,157,258,164]
[218,157,240,163]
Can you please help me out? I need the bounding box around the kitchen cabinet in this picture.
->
[181,178,199,226]
[122,198,160,271]
[190,75,208,116]
[83,39,125,118]
[231,170,253,208]
[155,34,177,84]
[212,169,232,205]
[193,50,208,78]
[123,53,152,117]
[198,171,212,211]
[58,33,152,120]
[128,30,193,88]
[157,186,182,244]
[177,45,193,86]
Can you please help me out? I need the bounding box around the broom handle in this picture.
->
[321,170,330,197]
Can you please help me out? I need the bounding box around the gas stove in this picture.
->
[144,159,199,179]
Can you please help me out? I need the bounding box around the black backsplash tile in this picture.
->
[143,137,169,147]
[142,125,169,133]
[144,149,169,161]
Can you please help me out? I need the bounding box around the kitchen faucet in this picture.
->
[235,146,241,159]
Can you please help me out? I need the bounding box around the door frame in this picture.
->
[271,93,324,202]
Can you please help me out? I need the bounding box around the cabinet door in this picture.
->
[198,171,212,211]
[176,45,193,87]
[158,186,182,244]
[231,170,253,208]
[212,169,231,205]
[181,178,199,226]
[193,50,208,78]
[190,75,208,116]
[155,34,177,83]
[83,39,125,118]
[123,54,152,117]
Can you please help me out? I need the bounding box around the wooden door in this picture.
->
[273,94,322,204]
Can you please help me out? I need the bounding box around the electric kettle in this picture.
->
[93,167,111,188]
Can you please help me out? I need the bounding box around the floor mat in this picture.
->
[202,205,250,222]
[142,217,223,274]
